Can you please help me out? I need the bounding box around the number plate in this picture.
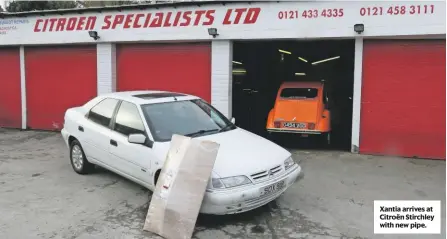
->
[260,180,286,197]
[283,122,306,129]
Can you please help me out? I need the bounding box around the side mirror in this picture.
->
[231,117,236,124]
[128,134,146,144]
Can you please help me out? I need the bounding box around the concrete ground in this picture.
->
[0,129,445,239]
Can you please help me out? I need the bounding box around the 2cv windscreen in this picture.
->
[280,88,318,99]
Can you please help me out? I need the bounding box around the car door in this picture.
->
[108,100,154,185]
[80,98,119,165]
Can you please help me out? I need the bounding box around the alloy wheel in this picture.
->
[71,145,84,171]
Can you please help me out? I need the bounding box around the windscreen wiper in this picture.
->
[185,129,219,137]
[218,124,233,133]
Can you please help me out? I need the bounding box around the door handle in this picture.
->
[78,126,84,132]
[110,139,118,147]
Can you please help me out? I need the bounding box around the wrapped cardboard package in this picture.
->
[143,134,220,239]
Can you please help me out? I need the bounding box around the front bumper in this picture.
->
[200,164,303,215]
[61,128,70,147]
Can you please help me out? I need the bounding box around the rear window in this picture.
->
[280,88,318,99]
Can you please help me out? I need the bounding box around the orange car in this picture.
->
[266,81,331,144]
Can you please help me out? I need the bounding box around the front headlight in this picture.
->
[284,156,295,170]
[211,175,252,189]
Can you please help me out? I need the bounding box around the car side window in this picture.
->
[88,98,119,127]
[114,101,145,136]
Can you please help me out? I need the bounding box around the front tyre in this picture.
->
[70,139,94,174]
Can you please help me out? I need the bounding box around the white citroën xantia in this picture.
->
[61,91,302,215]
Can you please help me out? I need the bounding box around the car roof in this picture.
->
[98,90,201,105]
[280,81,324,89]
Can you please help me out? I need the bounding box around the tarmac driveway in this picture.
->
[0,129,445,239]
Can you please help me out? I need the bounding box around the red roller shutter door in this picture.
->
[25,45,97,130]
[0,47,21,128]
[117,43,211,102]
[360,40,446,159]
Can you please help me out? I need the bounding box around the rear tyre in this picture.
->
[70,139,94,174]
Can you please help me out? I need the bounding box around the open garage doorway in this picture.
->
[232,40,355,151]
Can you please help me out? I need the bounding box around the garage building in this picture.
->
[0,1,445,159]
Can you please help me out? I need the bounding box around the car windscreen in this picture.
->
[141,99,235,142]
[280,88,318,99]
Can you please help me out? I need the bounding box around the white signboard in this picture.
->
[374,200,441,234]
[0,1,445,45]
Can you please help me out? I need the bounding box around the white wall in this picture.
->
[97,43,116,95]
[19,46,27,129]
[0,1,445,45]
[351,37,364,153]
[211,40,233,119]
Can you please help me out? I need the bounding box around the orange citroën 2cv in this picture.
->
[266,81,331,144]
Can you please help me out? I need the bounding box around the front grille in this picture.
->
[250,165,283,183]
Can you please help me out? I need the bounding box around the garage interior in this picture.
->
[232,40,355,151]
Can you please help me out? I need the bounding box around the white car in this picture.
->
[61,91,303,215]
